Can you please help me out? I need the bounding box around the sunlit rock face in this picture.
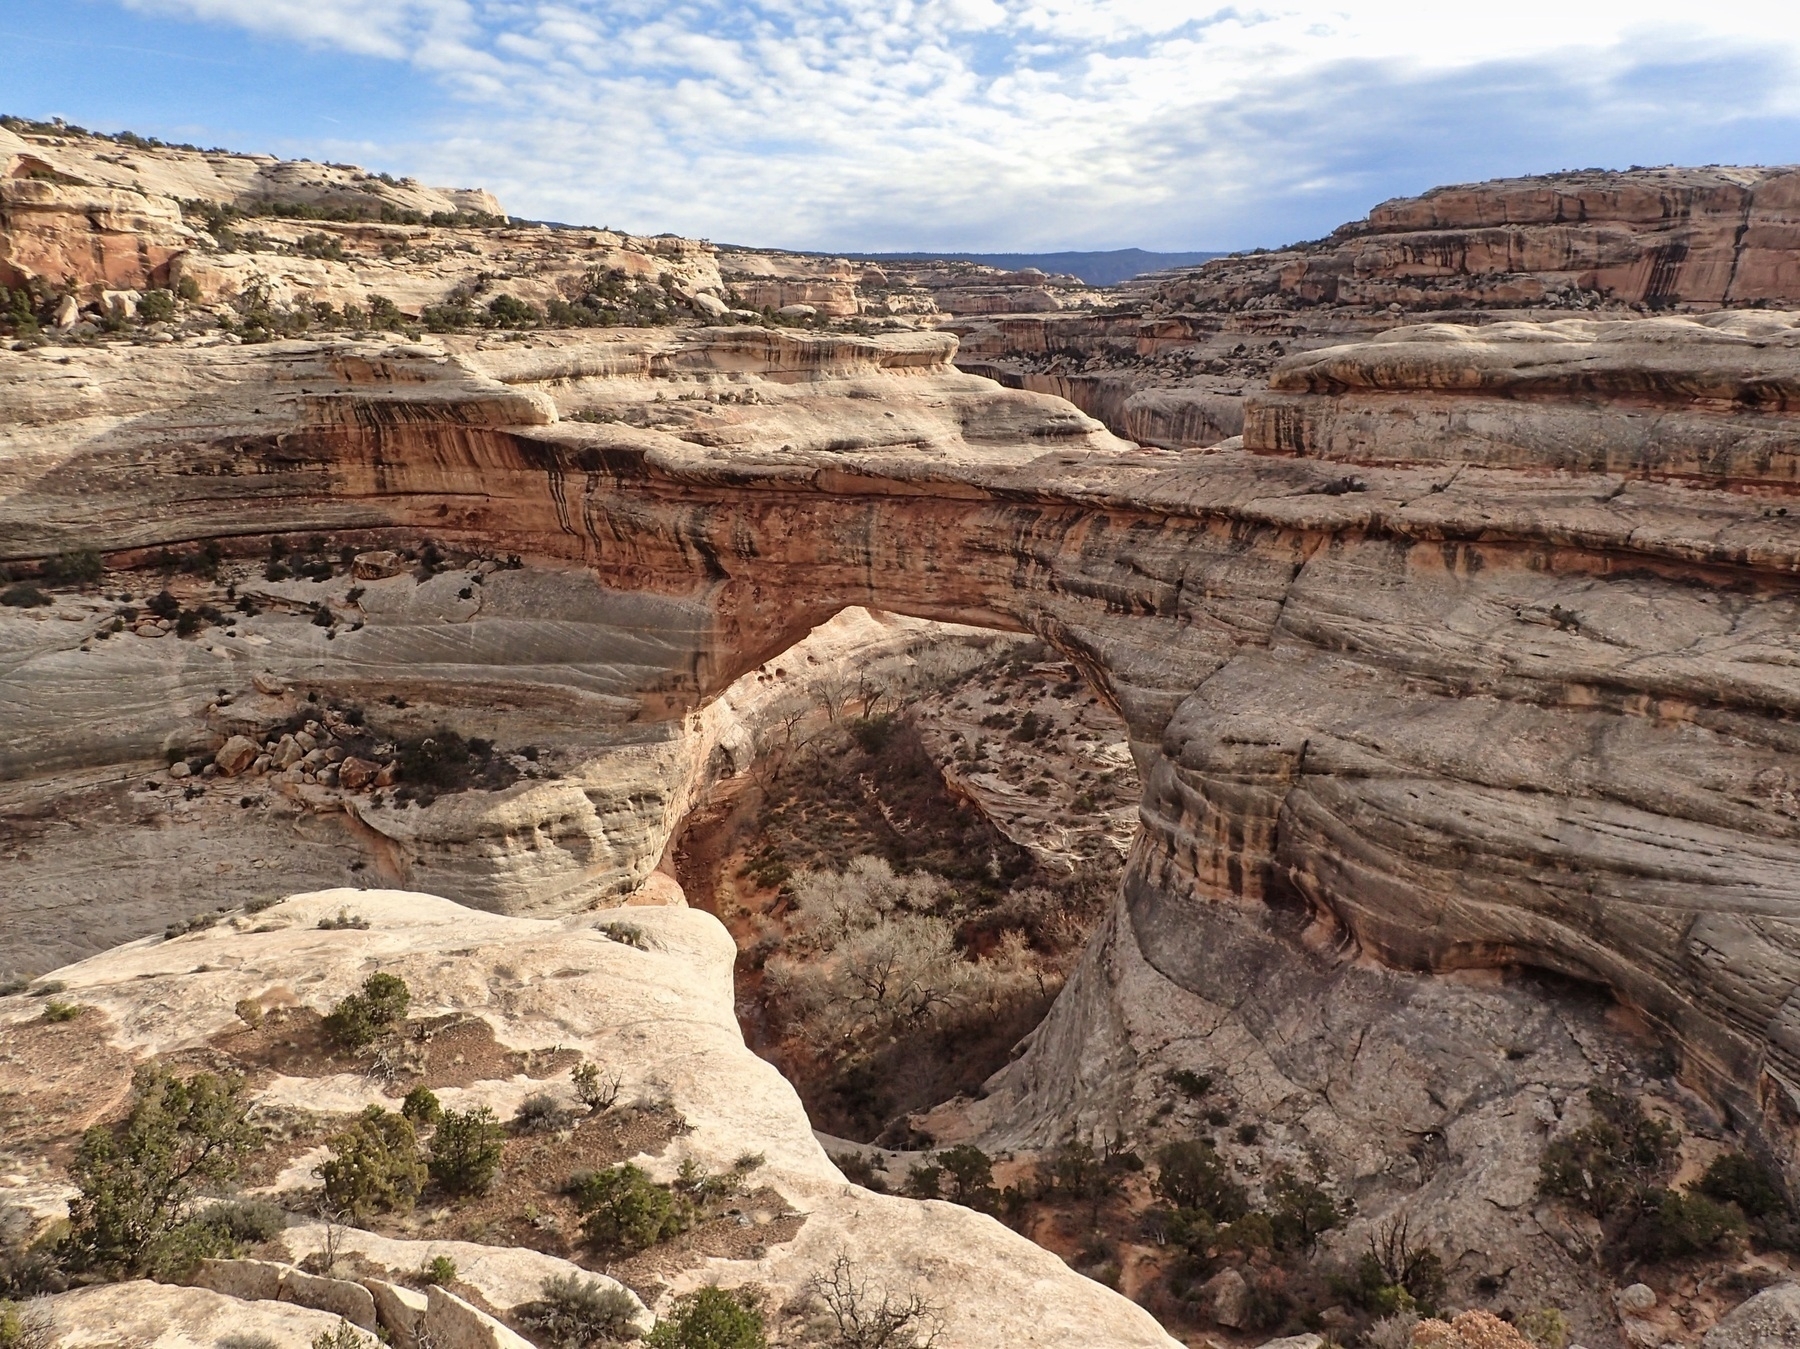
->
[1165,165,1800,313]
[5,314,1800,1188]
[954,165,1800,449]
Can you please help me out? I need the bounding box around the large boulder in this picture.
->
[1702,1283,1800,1349]
[41,1280,380,1345]
[213,735,260,777]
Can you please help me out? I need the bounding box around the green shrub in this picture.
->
[572,1061,621,1114]
[401,1085,442,1125]
[513,1092,567,1134]
[39,551,103,585]
[322,972,410,1050]
[645,1285,765,1349]
[1539,1087,1680,1217]
[0,585,49,609]
[1268,1171,1345,1254]
[200,1198,287,1244]
[573,1163,686,1253]
[935,1145,997,1210]
[1518,1307,1570,1349]
[1339,1218,1446,1318]
[1153,1139,1247,1221]
[1164,1069,1213,1100]
[295,234,347,262]
[0,1299,52,1349]
[177,276,202,302]
[1040,1140,1123,1223]
[517,1272,642,1347]
[902,1162,941,1200]
[310,1323,364,1349]
[40,1000,82,1023]
[428,1107,505,1196]
[1696,1151,1789,1219]
[1617,1187,1746,1262]
[63,1065,260,1276]
[418,1255,457,1286]
[137,289,177,323]
[317,909,370,931]
[849,715,896,754]
[486,294,541,327]
[360,972,410,1024]
[317,1106,425,1217]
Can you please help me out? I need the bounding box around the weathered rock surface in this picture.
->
[0,123,499,300]
[3,889,1181,1348]
[1171,166,1800,314]
[5,314,1800,1183]
[38,1279,381,1345]
[9,258,1800,1339]
[956,166,1800,449]
[1700,1282,1800,1348]
[194,1256,380,1327]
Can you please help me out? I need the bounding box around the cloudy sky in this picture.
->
[9,2,1800,251]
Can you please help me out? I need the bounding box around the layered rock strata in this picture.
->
[6,315,1800,1198]
[1167,166,1800,315]
[955,166,1800,449]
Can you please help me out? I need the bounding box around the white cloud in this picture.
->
[116,0,1800,247]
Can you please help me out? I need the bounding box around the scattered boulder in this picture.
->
[1616,1283,1657,1313]
[214,735,260,777]
[354,550,405,579]
[52,294,79,329]
[1252,1336,1323,1349]
[272,734,303,768]
[101,289,141,320]
[252,671,288,696]
[339,756,380,790]
[692,292,729,318]
[168,760,191,779]
[1702,1283,1800,1348]
[1202,1266,1248,1328]
[425,1285,537,1349]
[777,303,817,318]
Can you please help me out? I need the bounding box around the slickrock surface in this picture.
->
[0,888,1180,1348]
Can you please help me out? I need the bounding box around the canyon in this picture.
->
[6,124,1800,1349]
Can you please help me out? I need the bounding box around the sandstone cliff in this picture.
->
[955,165,1800,451]
[6,316,1800,1198]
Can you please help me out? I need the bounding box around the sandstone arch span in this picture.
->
[6,320,1800,1174]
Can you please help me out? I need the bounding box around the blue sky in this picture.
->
[7,1,1800,252]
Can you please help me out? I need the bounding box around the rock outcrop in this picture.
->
[6,310,1800,1204]
[1701,1281,1800,1348]
[0,122,502,301]
[1168,166,1800,315]
[955,165,1800,449]
[2,888,1180,1348]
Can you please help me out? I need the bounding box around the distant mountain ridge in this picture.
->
[843,248,1225,287]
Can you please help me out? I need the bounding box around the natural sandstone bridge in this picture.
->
[6,321,1800,1173]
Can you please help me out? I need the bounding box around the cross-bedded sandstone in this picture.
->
[5,318,1800,1195]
